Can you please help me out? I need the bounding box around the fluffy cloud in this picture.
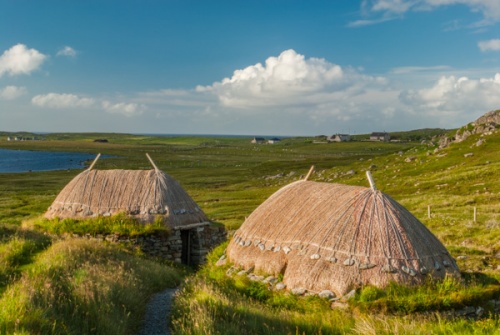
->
[0,44,47,77]
[57,46,77,57]
[196,49,386,109]
[32,93,95,108]
[478,39,500,51]
[102,101,146,117]
[399,73,500,117]
[172,50,500,133]
[0,86,27,100]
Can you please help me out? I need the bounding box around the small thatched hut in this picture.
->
[227,171,459,296]
[45,154,226,265]
[45,154,208,227]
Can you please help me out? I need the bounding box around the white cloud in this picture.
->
[30,92,146,118]
[57,46,77,57]
[0,86,27,100]
[347,17,396,27]
[0,44,47,77]
[390,65,452,74]
[102,101,146,117]
[399,73,500,118]
[197,49,356,108]
[353,0,500,26]
[32,93,95,108]
[371,0,415,14]
[478,39,500,51]
[180,51,500,133]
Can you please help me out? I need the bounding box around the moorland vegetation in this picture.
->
[0,112,499,334]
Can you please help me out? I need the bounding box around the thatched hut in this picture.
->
[45,154,226,265]
[45,154,207,226]
[227,171,459,296]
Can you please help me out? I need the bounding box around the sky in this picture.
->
[1,0,500,136]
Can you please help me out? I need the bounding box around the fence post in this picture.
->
[474,206,477,223]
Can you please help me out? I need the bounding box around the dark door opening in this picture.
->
[181,230,191,265]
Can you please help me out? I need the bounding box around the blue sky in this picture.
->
[1,0,500,136]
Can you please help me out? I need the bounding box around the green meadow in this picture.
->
[0,127,499,334]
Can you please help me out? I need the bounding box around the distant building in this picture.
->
[251,137,266,144]
[327,134,351,142]
[370,132,390,142]
[268,137,281,144]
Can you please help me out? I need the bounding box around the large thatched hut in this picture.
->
[227,171,459,296]
[45,154,226,265]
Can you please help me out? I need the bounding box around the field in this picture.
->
[0,128,499,334]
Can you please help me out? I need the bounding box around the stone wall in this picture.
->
[72,225,227,266]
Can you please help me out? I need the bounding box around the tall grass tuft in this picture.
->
[0,238,183,335]
[0,227,51,290]
[353,275,500,314]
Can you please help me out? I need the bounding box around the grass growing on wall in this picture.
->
[25,214,171,237]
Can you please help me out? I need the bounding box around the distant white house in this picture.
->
[370,132,390,142]
[327,134,351,142]
[251,137,266,144]
[268,137,281,144]
[7,136,43,141]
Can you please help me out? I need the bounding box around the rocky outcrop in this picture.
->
[439,110,499,149]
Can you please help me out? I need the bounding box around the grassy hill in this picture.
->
[0,119,499,334]
[171,126,500,335]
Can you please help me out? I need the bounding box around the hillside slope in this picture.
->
[319,110,499,270]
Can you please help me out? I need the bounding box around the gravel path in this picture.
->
[138,288,178,335]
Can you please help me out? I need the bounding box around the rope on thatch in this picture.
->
[226,180,460,296]
[45,167,209,227]
[87,153,101,171]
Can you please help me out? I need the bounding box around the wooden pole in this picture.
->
[87,153,101,171]
[304,165,315,181]
[366,171,377,191]
[474,206,477,222]
[428,205,431,219]
[146,153,160,171]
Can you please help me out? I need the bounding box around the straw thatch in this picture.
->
[45,155,208,228]
[227,178,460,296]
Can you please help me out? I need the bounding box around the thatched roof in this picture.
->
[227,174,459,296]
[45,154,208,228]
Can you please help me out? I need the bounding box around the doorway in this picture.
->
[180,229,191,265]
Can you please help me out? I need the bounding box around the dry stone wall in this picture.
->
[70,225,227,266]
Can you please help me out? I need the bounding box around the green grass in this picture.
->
[26,213,171,237]
[353,274,500,314]
[0,238,183,335]
[172,242,500,335]
[0,128,499,334]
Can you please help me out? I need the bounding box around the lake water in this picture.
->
[0,149,97,173]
